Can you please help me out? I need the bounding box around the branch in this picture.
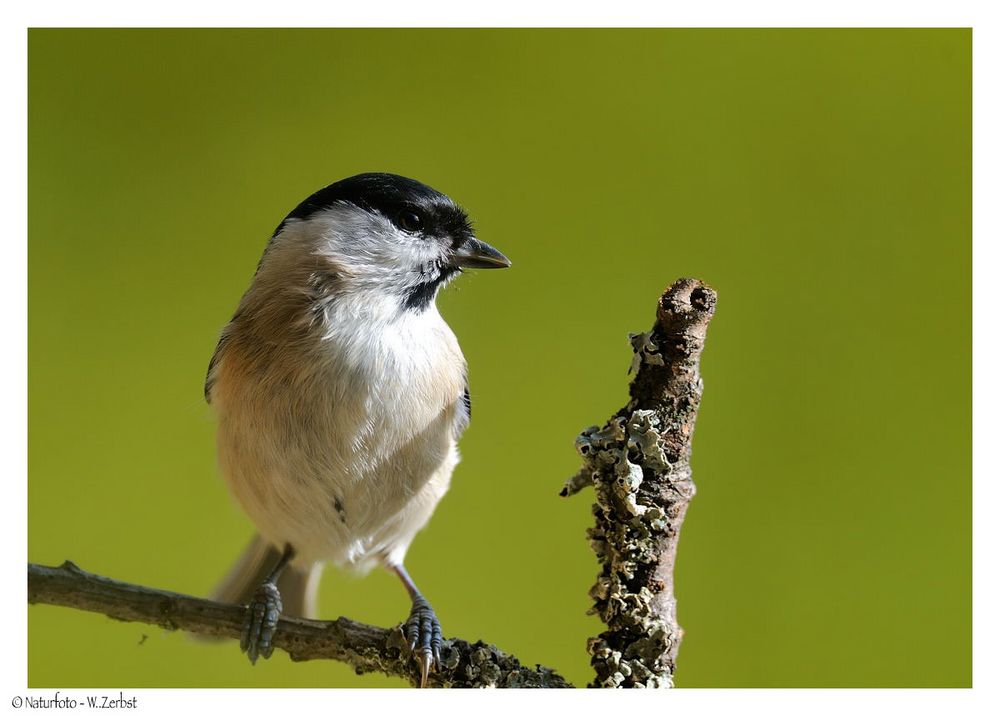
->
[27,561,571,688]
[564,278,717,687]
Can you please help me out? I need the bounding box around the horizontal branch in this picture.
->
[27,561,571,688]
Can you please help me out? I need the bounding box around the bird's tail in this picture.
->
[210,534,322,620]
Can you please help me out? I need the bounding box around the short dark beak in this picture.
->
[450,237,511,269]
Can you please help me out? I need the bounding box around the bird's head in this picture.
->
[257,173,510,313]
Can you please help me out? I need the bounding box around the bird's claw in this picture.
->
[404,596,442,687]
[416,648,433,689]
[240,582,282,665]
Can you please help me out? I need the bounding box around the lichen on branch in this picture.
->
[564,278,716,688]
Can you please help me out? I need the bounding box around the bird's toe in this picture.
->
[240,582,283,665]
[403,596,442,687]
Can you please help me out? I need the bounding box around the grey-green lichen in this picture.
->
[355,624,572,688]
[569,279,716,688]
[577,408,682,688]
[432,639,570,688]
[628,331,666,374]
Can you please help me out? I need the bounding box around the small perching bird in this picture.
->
[204,173,510,686]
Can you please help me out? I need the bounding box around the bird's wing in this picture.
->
[204,326,231,404]
[453,376,471,440]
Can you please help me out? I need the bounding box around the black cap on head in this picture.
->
[281,173,474,244]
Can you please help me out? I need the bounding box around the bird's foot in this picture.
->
[240,582,282,665]
[403,595,442,687]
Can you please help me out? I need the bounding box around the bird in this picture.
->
[203,172,510,686]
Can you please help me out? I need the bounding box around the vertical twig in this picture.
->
[562,278,716,687]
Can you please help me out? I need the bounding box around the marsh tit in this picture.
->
[204,173,510,686]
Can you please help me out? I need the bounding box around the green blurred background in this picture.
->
[27,29,971,687]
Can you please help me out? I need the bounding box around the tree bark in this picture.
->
[563,277,716,687]
[27,561,570,688]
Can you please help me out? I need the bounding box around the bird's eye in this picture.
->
[398,211,424,233]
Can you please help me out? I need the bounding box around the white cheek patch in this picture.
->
[308,205,446,289]
[259,203,454,320]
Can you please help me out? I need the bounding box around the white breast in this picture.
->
[212,289,467,571]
